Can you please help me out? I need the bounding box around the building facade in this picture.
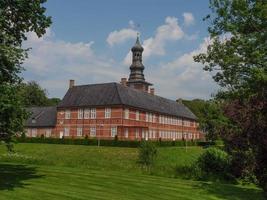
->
[25,36,203,141]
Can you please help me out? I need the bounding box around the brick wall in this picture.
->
[53,106,202,141]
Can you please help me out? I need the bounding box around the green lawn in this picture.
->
[0,143,264,199]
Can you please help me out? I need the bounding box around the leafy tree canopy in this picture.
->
[0,0,51,148]
[194,0,267,193]
[18,81,60,107]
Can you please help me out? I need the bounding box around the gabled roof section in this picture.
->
[58,82,197,120]
[26,106,57,127]
[58,83,122,107]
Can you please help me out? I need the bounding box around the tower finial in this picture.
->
[135,32,141,45]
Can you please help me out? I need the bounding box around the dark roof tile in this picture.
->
[58,83,196,120]
[26,106,57,127]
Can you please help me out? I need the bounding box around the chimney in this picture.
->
[150,88,155,95]
[120,78,127,86]
[69,79,75,89]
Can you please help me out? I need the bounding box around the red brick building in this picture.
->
[26,37,202,141]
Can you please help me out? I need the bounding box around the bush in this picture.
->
[16,136,209,148]
[196,147,232,180]
[138,141,157,169]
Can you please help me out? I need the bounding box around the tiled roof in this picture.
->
[58,83,197,120]
[25,106,57,127]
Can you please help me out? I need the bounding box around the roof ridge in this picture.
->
[73,82,117,88]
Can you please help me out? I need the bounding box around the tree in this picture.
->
[181,99,229,141]
[19,81,49,106]
[18,81,60,106]
[138,141,157,171]
[194,0,267,193]
[0,0,52,149]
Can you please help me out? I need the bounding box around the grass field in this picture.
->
[0,143,264,199]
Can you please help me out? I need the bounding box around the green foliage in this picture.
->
[0,84,28,151]
[196,147,232,180]
[0,0,51,146]
[18,81,60,106]
[194,0,267,192]
[16,136,207,148]
[182,99,230,141]
[18,81,50,106]
[138,141,157,168]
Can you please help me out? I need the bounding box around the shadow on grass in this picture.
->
[195,181,264,200]
[0,163,44,190]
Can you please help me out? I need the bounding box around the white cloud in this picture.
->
[23,28,126,97]
[183,12,195,26]
[23,26,217,100]
[106,25,137,46]
[123,16,184,65]
[148,37,217,99]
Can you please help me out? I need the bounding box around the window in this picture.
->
[84,109,90,119]
[124,128,128,138]
[77,127,83,137]
[105,108,111,119]
[149,130,152,139]
[124,109,129,119]
[32,128,37,137]
[149,113,152,122]
[64,127,69,136]
[90,127,96,137]
[145,112,149,122]
[65,110,71,119]
[45,129,51,137]
[91,108,96,119]
[78,109,83,119]
[152,114,156,123]
[26,129,31,137]
[142,129,145,138]
[184,120,190,127]
[152,130,156,139]
[135,128,139,139]
[136,111,140,120]
[111,127,117,137]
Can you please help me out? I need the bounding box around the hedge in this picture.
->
[16,137,213,148]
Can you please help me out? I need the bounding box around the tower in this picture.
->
[127,35,152,92]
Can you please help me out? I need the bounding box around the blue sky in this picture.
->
[22,0,218,100]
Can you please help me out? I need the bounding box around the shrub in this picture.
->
[138,141,157,170]
[196,147,232,180]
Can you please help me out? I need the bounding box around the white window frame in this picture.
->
[91,108,96,119]
[26,129,31,137]
[90,127,96,137]
[124,109,129,119]
[124,128,128,138]
[105,108,111,119]
[64,127,70,137]
[32,128,37,137]
[65,110,71,119]
[84,109,90,119]
[111,127,117,137]
[45,129,52,137]
[152,114,156,123]
[136,111,140,121]
[135,128,139,139]
[149,113,152,122]
[77,127,83,137]
[78,109,83,119]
